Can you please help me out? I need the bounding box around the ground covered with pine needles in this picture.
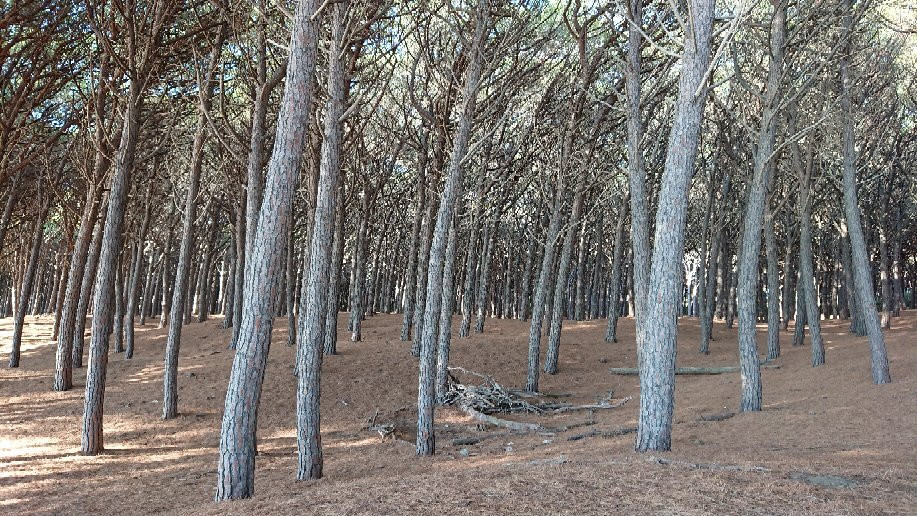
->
[2,312,915,514]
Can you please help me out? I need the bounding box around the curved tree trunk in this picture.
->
[635,0,715,451]
[545,190,583,374]
[216,0,319,499]
[82,81,142,455]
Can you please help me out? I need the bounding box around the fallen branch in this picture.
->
[699,411,735,422]
[610,364,780,376]
[567,425,638,441]
[547,396,632,413]
[649,456,771,473]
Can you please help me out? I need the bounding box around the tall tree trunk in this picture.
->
[545,190,583,374]
[323,181,345,355]
[294,0,347,481]
[81,80,143,455]
[216,0,319,499]
[8,197,48,367]
[735,2,784,412]
[764,203,781,360]
[416,3,486,456]
[526,185,564,393]
[124,188,152,359]
[839,0,890,384]
[605,201,629,342]
[54,184,102,390]
[400,166,426,340]
[163,28,225,419]
[435,209,460,399]
[635,0,715,451]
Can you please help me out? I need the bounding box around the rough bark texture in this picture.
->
[82,83,142,455]
[296,0,347,480]
[526,186,563,393]
[216,0,318,499]
[545,190,583,374]
[163,30,224,419]
[416,4,486,456]
[838,0,890,384]
[9,198,47,368]
[735,2,784,412]
[605,201,629,343]
[54,184,101,389]
[635,0,715,451]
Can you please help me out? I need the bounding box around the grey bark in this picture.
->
[216,0,319,499]
[635,0,715,451]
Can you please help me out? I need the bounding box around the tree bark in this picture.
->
[838,0,890,384]
[635,0,715,451]
[216,0,319,499]
[82,79,142,455]
[416,3,486,456]
[8,197,48,367]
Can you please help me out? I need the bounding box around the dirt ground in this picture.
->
[1,309,915,515]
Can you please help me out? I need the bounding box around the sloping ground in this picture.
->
[1,310,914,514]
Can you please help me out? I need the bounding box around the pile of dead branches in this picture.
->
[441,367,543,415]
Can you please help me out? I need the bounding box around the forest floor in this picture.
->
[1,311,915,515]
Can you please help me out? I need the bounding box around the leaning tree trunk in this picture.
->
[82,81,142,456]
[163,29,224,419]
[605,200,629,342]
[544,190,583,374]
[525,185,564,393]
[54,184,102,390]
[838,0,890,384]
[295,0,347,481]
[9,198,48,368]
[216,0,319,500]
[72,198,108,369]
[735,2,784,413]
[416,3,486,457]
[635,0,715,451]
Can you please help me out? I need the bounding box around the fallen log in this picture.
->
[459,404,544,432]
[609,364,780,376]
[567,425,638,441]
